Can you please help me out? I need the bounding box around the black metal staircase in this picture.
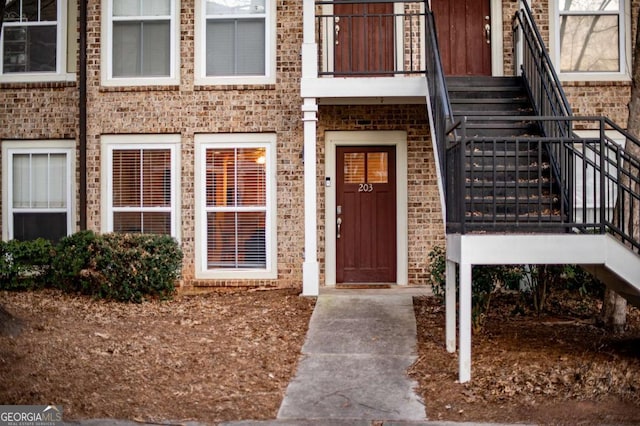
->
[445,76,563,231]
[425,0,640,307]
[447,76,536,137]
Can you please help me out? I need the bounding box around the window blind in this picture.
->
[12,153,66,209]
[205,147,267,269]
[112,148,171,234]
[11,151,68,241]
[112,0,171,77]
[206,19,265,76]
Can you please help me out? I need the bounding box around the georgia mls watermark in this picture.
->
[0,406,63,426]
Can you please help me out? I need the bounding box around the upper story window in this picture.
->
[1,0,69,82]
[552,0,630,81]
[195,0,276,85]
[102,0,180,86]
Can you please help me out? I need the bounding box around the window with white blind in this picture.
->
[102,135,180,238]
[102,0,180,85]
[1,141,74,242]
[1,0,69,82]
[551,0,630,81]
[194,0,276,85]
[195,133,277,279]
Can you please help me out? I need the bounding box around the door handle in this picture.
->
[336,217,342,239]
[484,23,491,44]
[335,23,340,45]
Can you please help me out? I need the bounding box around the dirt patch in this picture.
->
[0,289,315,423]
[410,292,640,425]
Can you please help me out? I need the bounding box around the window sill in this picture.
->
[0,73,76,86]
[101,76,181,88]
[195,269,278,280]
[194,83,276,91]
[99,85,180,93]
[194,75,276,87]
[559,72,631,83]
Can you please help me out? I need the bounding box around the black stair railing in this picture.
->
[512,0,572,135]
[448,116,640,252]
[424,6,456,194]
[512,1,574,221]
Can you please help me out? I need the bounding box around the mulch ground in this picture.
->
[1,288,639,425]
[410,291,640,425]
[0,288,315,423]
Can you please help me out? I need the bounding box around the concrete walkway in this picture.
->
[275,292,427,423]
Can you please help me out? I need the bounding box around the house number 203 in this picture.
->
[358,183,374,193]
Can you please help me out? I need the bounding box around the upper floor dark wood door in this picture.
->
[431,0,492,76]
[336,146,396,283]
[334,1,394,75]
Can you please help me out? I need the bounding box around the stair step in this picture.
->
[466,189,554,199]
[466,205,560,215]
[468,159,547,168]
[462,129,541,137]
[464,211,564,220]
[450,97,528,104]
[467,196,558,203]
[467,162,550,171]
[454,109,534,117]
[446,76,522,87]
[467,149,540,156]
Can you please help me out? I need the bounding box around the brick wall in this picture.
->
[317,104,445,286]
[85,0,304,289]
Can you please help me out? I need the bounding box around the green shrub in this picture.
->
[88,233,182,303]
[2,232,182,302]
[51,230,98,294]
[0,239,55,290]
[428,245,446,298]
[562,264,605,298]
[427,245,525,331]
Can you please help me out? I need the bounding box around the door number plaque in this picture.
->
[358,183,374,193]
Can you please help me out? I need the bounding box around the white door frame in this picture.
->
[324,131,408,286]
[490,0,504,76]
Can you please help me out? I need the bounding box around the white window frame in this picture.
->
[1,140,75,241]
[194,133,277,279]
[101,0,181,86]
[550,0,631,81]
[0,0,72,83]
[101,134,181,240]
[194,0,276,85]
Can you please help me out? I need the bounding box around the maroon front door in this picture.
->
[336,147,396,283]
[431,0,492,75]
[334,1,394,75]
